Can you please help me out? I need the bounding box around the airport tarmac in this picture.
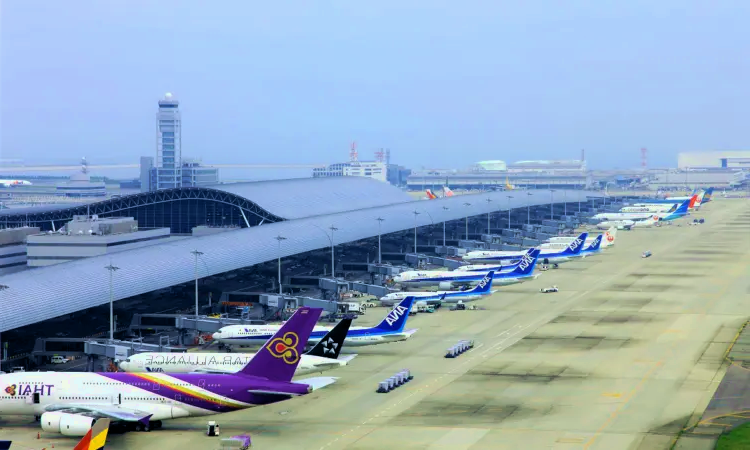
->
[1,198,748,450]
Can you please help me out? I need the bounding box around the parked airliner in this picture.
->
[120,316,356,375]
[542,234,603,255]
[212,296,417,348]
[545,227,616,249]
[454,248,536,272]
[380,271,496,305]
[0,179,32,187]
[463,233,587,265]
[592,198,691,222]
[392,249,540,288]
[0,307,336,436]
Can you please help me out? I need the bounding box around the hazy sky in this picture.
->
[2,1,749,174]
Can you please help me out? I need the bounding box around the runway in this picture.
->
[1,198,748,450]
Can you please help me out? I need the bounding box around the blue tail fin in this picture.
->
[675,199,690,215]
[375,296,415,332]
[509,249,539,275]
[238,307,323,381]
[470,271,494,293]
[561,233,588,255]
[704,187,714,202]
[585,234,603,252]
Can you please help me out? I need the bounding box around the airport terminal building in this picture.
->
[0,177,603,334]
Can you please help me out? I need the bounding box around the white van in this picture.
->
[51,356,67,364]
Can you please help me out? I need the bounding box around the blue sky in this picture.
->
[2,0,749,176]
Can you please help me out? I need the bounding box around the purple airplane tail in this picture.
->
[238,307,323,382]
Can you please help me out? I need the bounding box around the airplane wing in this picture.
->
[44,404,153,424]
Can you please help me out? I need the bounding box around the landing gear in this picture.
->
[151,420,162,429]
[135,422,151,432]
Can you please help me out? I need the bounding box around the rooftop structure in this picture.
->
[0,185,603,333]
[0,227,39,274]
[26,216,174,267]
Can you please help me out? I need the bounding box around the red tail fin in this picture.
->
[73,428,93,450]
[688,194,698,209]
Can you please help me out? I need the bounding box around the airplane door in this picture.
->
[198,379,206,389]
[111,394,118,405]
[175,394,182,403]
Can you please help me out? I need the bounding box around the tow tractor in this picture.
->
[207,421,221,437]
[641,250,652,258]
[540,286,559,293]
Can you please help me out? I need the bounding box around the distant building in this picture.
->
[678,151,750,169]
[181,158,219,187]
[313,161,392,183]
[648,168,745,190]
[140,93,219,192]
[155,93,182,190]
[475,160,507,171]
[343,161,387,182]
[313,162,351,178]
[55,158,106,197]
[26,216,174,267]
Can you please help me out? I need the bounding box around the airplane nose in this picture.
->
[212,332,221,340]
[117,361,128,371]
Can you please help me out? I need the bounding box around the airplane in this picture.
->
[596,219,634,230]
[453,247,536,272]
[119,316,356,376]
[505,176,514,190]
[463,233,587,265]
[656,198,692,221]
[542,233,605,254]
[212,296,417,348]
[425,189,438,199]
[0,307,337,436]
[545,227,616,249]
[0,180,32,187]
[380,270,497,306]
[620,203,678,214]
[392,249,540,288]
[592,198,692,222]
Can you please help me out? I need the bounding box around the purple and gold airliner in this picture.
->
[0,307,335,436]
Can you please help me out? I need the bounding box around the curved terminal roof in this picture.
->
[0,177,412,225]
[212,177,412,219]
[0,188,603,332]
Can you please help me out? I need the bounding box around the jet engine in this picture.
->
[41,411,95,436]
[438,282,454,290]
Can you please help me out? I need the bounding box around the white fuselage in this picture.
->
[212,325,414,347]
[118,352,350,376]
[592,212,654,221]
[620,204,674,213]
[0,372,227,420]
[464,249,576,265]
[542,236,608,250]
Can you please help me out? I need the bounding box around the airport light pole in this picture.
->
[190,250,204,318]
[507,195,514,228]
[376,217,385,264]
[104,261,120,342]
[549,189,556,220]
[485,198,492,234]
[274,236,286,294]
[442,206,449,247]
[329,226,338,277]
[0,284,7,365]
[563,190,567,216]
[412,210,421,254]
[526,192,533,225]
[463,202,471,240]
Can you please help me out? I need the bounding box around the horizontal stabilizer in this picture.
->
[338,354,358,364]
[247,389,298,397]
[293,376,338,391]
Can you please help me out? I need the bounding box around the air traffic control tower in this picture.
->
[155,93,182,190]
